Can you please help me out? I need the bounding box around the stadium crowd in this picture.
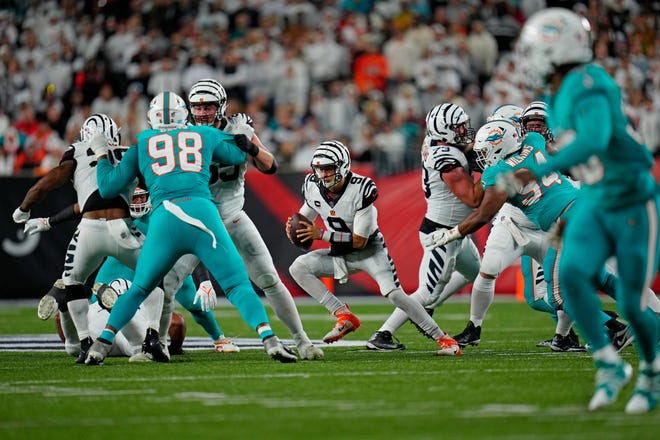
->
[0,0,659,178]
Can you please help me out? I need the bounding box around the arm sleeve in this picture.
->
[49,204,81,226]
[533,93,612,176]
[96,146,139,198]
[212,134,248,165]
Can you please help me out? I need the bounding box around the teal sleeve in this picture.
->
[97,145,139,198]
[533,94,612,176]
[212,135,247,165]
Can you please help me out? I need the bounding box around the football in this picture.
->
[289,212,314,250]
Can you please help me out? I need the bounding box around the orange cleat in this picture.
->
[323,306,361,344]
[436,333,462,356]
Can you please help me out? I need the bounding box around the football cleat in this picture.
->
[37,294,58,321]
[608,324,635,353]
[625,362,660,414]
[129,328,170,363]
[536,338,553,347]
[37,279,66,320]
[323,306,361,344]
[453,321,481,348]
[263,336,297,363]
[366,331,406,351]
[297,343,325,360]
[76,336,93,364]
[437,333,461,356]
[85,339,113,366]
[93,282,119,311]
[409,308,435,338]
[213,336,241,353]
[550,329,587,352]
[588,359,633,411]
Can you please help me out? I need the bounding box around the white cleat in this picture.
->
[625,365,659,414]
[263,336,297,363]
[85,339,112,365]
[588,360,633,411]
[298,343,324,360]
[213,336,241,353]
[37,295,58,320]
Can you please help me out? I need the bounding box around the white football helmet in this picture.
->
[522,101,554,141]
[147,91,189,130]
[188,78,228,125]
[487,104,523,138]
[516,8,593,88]
[311,140,351,189]
[473,119,522,170]
[80,113,121,147]
[108,278,132,295]
[130,187,151,218]
[425,103,475,147]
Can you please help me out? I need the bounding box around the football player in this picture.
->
[511,8,660,413]
[452,103,585,352]
[425,119,640,351]
[366,103,482,351]
[85,91,296,364]
[12,114,147,364]
[287,140,462,356]
[185,79,323,360]
[27,187,240,357]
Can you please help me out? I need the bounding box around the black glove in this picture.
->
[234,134,259,156]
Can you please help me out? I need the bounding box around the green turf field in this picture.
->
[0,298,657,440]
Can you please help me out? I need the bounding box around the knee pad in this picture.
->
[254,272,279,290]
[289,258,307,281]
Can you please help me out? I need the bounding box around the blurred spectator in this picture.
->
[353,35,389,96]
[91,83,123,121]
[467,19,499,87]
[0,126,26,176]
[118,82,150,145]
[147,56,182,97]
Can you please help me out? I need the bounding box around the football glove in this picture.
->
[24,217,51,235]
[421,227,463,250]
[12,207,30,224]
[234,134,259,156]
[193,280,217,312]
[226,114,255,140]
[89,131,109,160]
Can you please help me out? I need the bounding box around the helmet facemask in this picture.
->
[310,141,351,190]
[130,188,151,218]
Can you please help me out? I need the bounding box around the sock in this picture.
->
[320,291,346,315]
[387,289,442,340]
[257,324,274,340]
[469,275,495,327]
[224,284,271,334]
[67,298,90,340]
[555,310,572,336]
[263,282,311,345]
[190,309,222,341]
[59,311,80,356]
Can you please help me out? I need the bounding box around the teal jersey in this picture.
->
[484,132,578,231]
[97,125,247,208]
[533,64,655,209]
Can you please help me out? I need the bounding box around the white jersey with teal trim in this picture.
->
[209,161,248,219]
[422,143,474,227]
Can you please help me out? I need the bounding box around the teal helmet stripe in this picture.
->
[164,91,170,125]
